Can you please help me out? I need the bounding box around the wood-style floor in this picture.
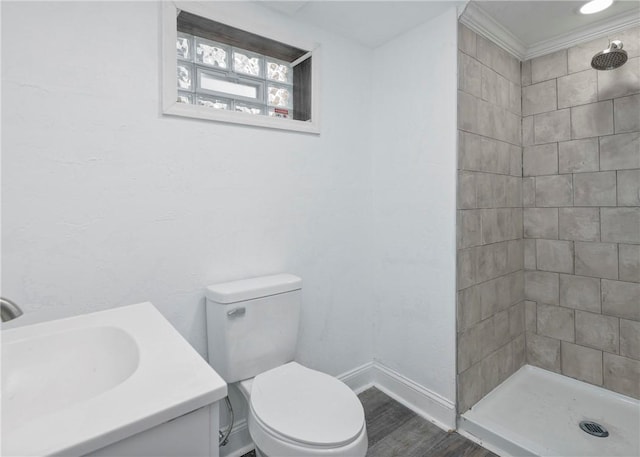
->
[241,387,497,457]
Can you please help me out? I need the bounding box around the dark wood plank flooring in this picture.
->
[241,387,497,457]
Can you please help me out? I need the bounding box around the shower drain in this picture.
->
[579,421,609,438]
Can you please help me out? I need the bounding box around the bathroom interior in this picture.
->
[1,0,639,456]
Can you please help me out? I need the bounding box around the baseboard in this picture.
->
[219,361,457,456]
[371,362,457,431]
[338,361,376,393]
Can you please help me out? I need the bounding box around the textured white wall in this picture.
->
[1,0,459,435]
[1,1,375,377]
[371,8,459,402]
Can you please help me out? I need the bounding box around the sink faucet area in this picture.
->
[1,302,227,456]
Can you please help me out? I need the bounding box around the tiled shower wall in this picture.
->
[456,24,525,413]
[522,27,640,399]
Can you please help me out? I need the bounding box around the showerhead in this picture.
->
[591,40,628,70]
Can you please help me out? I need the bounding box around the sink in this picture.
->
[3,326,140,430]
[1,302,227,456]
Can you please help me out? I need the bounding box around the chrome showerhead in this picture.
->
[591,40,628,70]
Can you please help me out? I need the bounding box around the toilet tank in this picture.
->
[205,274,302,383]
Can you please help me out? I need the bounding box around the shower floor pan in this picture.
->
[458,365,640,457]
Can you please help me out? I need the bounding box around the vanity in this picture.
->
[1,302,227,457]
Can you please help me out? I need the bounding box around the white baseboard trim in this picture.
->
[219,361,457,457]
[338,361,376,393]
[370,362,457,432]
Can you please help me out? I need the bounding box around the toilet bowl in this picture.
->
[205,274,368,457]
[238,362,367,457]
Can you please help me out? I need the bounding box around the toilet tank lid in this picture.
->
[205,274,302,304]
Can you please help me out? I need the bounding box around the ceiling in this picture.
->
[258,0,639,59]
[259,1,465,48]
[475,1,640,46]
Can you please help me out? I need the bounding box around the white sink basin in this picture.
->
[1,302,227,456]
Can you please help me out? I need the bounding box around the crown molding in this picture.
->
[460,2,640,62]
[459,2,527,59]
[524,10,640,60]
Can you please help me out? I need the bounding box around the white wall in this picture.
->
[371,8,459,402]
[1,0,375,375]
[1,0,459,444]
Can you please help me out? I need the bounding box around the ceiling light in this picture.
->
[580,0,614,14]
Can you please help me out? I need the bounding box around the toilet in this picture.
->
[205,274,367,457]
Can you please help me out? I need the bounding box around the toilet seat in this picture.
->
[247,362,367,456]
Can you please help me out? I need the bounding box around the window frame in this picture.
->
[162,1,321,134]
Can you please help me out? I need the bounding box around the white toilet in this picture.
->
[205,274,368,457]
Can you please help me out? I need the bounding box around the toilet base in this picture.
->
[248,411,368,457]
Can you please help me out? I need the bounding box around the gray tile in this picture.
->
[458,361,483,413]
[568,37,609,74]
[618,169,640,206]
[603,353,640,398]
[575,242,618,280]
[482,65,510,109]
[573,171,616,206]
[524,239,536,270]
[600,132,640,170]
[538,303,575,342]
[458,286,481,332]
[458,90,478,133]
[476,242,509,283]
[458,318,493,372]
[601,207,640,244]
[458,247,477,290]
[524,208,558,239]
[506,176,523,207]
[571,100,614,139]
[531,49,567,84]
[522,115,534,146]
[509,301,525,338]
[509,144,523,177]
[521,59,532,86]
[558,138,599,174]
[523,177,535,207]
[458,171,476,209]
[522,79,557,116]
[561,342,603,385]
[459,52,482,97]
[619,244,640,283]
[459,131,512,175]
[620,319,640,361]
[476,173,506,208]
[614,94,640,134]
[477,35,520,84]
[575,310,619,353]
[459,24,477,57]
[535,175,573,207]
[527,332,561,372]
[559,208,600,242]
[536,239,574,274]
[557,69,598,109]
[459,210,482,248]
[523,143,558,176]
[525,300,537,332]
[534,109,571,144]
[509,79,521,116]
[598,57,640,100]
[525,270,559,304]
[602,279,640,321]
[560,274,601,313]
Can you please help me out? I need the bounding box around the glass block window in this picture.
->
[177,32,293,118]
